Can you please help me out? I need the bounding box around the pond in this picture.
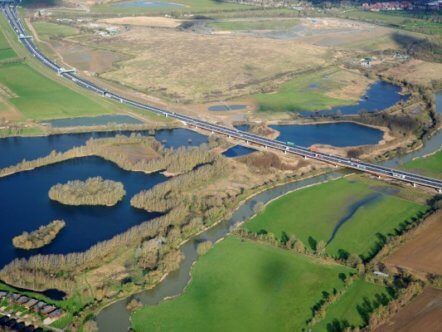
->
[41,115,143,128]
[269,122,384,147]
[0,156,165,268]
[208,104,247,112]
[0,128,208,169]
[112,1,185,8]
[222,145,256,158]
[299,81,409,117]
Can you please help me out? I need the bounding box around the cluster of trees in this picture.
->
[0,146,93,178]
[131,158,228,212]
[49,177,126,206]
[0,133,217,179]
[12,220,65,250]
[196,241,213,256]
[0,208,186,292]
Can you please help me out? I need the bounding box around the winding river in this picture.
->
[96,92,442,331]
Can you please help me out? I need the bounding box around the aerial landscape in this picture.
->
[0,0,440,331]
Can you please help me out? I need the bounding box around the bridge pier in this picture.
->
[412,183,416,188]
[304,156,308,160]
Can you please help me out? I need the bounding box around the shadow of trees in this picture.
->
[392,32,442,63]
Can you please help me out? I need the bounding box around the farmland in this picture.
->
[244,176,429,259]
[384,210,442,275]
[313,280,392,331]
[131,236,352,331]
[374,287,442,331]
[0,62,112,120]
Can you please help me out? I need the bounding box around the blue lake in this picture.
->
[208,105,247,112]
[42,115,143,128]
[300,81,409,117]
[222,145,256,158]
[112,1,184,8]
[0,128,208,169]
[270,122,384,147]
[0,156,166,268]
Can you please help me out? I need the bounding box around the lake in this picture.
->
[0,156,165,268]
[300,81,409,117]
[0,128,208,169]
[208,105,247,112]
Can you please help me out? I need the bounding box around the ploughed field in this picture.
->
[131,236,353,331]
[384,209,442,275]
[244,175,429,260]
[374,287,442,332]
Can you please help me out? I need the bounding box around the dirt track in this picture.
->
[375,287,442,332]
[384,210,442,275]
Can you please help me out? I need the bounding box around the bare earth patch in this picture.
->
[384,209,442,275]
[98,16,182,28]
[99,27,329,102]
[375,287,442,332]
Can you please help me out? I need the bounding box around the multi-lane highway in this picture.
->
[2,4,441,192]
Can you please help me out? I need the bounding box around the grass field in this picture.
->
[244,176,428,259]
[32,21,79,41]
[208,18,300,31]
[131,236,352,331]
[0,26,16,60]
[313,280,392,331]
[0,63,113,120]
[253,68,361,113]
[93,0,253,15]
[403,150,442,179]
[341,9,442,35]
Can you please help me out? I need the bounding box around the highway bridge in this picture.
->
[2,4,441,192]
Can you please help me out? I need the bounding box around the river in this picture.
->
[96,92,442,331]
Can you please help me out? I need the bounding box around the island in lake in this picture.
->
[49,177,126,206]
[12,220,66,250]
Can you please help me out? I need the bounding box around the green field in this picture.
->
[244,176,428,259]
[341,9,442,35]
[313,280,392,331]
[131,236,352,331]
[93,0,253,15]
[0,25,16,60]
[32,21,79,41]
[0,63,113,120]
[208,18,299,31]
[253,69,352,113]
[403,150,442,179]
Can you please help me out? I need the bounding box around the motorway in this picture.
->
[2,4,442,192]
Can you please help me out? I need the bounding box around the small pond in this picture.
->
[112,1,185,8]
[222,145,256,158]
[300,81,409,117]
[42,115,143,128]
[208,105,247,112]
[0,128,208,169]
[269,123,384,147]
